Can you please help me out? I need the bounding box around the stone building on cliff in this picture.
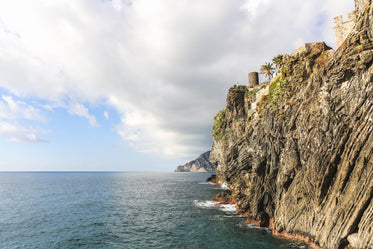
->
[333,0,370,47]
[334,11,356,47]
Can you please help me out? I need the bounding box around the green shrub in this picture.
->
[245,84,265,96]
[268,75,288,105]
[212,109,227,140]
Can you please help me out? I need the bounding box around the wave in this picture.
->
[198,182,216,185]
[198,181,229,190]
[219,203,237,212]
[193,200,237,213]
[220,183,229,189]
[243,223,271,232]
[193,200,219,208]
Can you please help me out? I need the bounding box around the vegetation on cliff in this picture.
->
[260,62,275,81]
[212,108,228,140]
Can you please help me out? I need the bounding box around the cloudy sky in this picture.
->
[0,0,354,171]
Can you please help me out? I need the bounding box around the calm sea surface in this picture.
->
[0,172,307,249]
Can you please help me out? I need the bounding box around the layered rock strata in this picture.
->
[209,1,373,248]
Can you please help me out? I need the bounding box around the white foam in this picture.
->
[193,200,237,214]
[222,215,238,218]
[198,182,216,185]
[219,204,237,213]
[244,223,271,232]
[220,183,229,189]
[193,200,219,209]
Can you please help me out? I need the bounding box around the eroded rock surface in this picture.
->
[209,1,373,248]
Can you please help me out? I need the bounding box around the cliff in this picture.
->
[209,1,373,248]
[175,151,215,172]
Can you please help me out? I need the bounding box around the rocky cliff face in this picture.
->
[175,151,215,172]
[209,1,373,249]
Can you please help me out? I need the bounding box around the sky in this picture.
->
[0,0,355,171]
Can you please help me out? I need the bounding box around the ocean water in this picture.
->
[0,172,308,249]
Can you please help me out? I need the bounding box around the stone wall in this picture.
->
[334,11,356,48]
[291,42,332,56]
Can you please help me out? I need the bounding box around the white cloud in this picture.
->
[0,0,356,159]
[68,102,97,127]
[0,95,47,143]
[0,121,47,143]
[116,110,203,158]
[242,0,271,17]
[112,0,132,11]
[0,95,45,121]
[104,111,109,120]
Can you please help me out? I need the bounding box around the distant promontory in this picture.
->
[175,151,215,172]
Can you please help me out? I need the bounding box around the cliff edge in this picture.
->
[209,1,373,248]
[175,151,215,172]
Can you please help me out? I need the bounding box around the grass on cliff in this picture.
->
[212,108,234,143]
[245,84,266,96]
[258,67,289,111]
[212,108,227,140]
[269,76,288,104]
[273,66,289,98]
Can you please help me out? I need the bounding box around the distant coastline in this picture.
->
[175,151,215,172]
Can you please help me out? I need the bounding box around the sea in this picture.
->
[0,172,308,249]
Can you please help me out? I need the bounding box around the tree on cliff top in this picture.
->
[260,62,275,81]
[272,55,284,70]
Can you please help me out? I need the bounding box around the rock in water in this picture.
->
[175,151,215,172]
[206,174,217,183]
[209,1,373,248]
